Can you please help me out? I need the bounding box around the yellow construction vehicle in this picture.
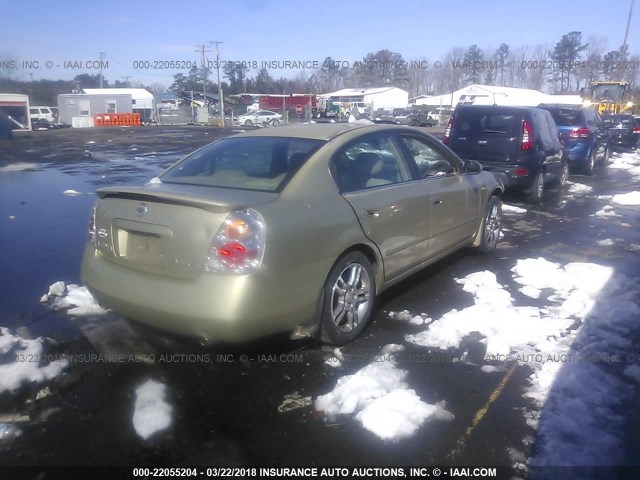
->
[582,81,634,115]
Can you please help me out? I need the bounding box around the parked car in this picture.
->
[29,105,57,125]
[81,124,504,345]
[537,104,609,175]
[443,105,567,203]
[235,110,282,127]
[408,111,437,127]
[602,114,640,151]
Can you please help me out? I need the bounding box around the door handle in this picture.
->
[365,209,380,217]
[433,199,443,205]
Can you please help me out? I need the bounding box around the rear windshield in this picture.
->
[161,137,325,192]
[544,108,585,127]
[455,111,521,136]
[603,115,633,126]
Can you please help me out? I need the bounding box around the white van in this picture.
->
[29,106,57,124]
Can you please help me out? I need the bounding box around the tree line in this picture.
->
[1,31,638,106]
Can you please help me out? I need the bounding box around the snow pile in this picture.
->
[608,151,640,181]
[530,272,640,467]
[611,191,640,206]
[502,204,527,214]
[567,182,593,194]
[0,327,68,393]
[315,350,453,440]
[593,205,621,218]
[388,310,429,326]
[42,281,108,316]
[405,268,575,358]
[132,380,173,440]
[596,239,615,247]
[400,255,640,467]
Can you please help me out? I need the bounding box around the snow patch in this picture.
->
[0,327,68,393]
[132,380,173,440]
[502,204,527,214]
[611,191,640,206]
[315,354,452,440]
[567,182,592,194]
[44,281,108,316]
[63,190,82,196]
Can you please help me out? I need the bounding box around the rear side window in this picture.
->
[333,134,412,192]
[545,108,585,127]
[161,137,324,192]
[455,110,521,136]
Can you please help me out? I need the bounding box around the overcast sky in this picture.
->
[1,0,638,87]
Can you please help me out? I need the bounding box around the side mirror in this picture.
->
[464,160,483,174]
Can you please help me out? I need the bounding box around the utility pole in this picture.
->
[195,44,212,111]
[617,0,635,81]
[210,41,224,126]
[99,52,105,88]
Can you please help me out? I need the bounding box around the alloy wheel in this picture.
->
[330,263,371,333]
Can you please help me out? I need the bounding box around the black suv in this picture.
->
[537,104,609,175]
[443,105,567,203]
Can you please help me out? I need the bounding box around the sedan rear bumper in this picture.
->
[81,245,328,342]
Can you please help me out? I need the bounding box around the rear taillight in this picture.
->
[88,203,96,244]
[633,126,640,134]
[204,209,265,274]
[521,120,533,150]
[443,115,454,144]
[514,168,529,176]
[569,127,590,138]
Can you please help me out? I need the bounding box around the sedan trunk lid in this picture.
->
[93,183,278,279]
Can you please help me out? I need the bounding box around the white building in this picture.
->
[82,88,154,120]
[412,84,582,108]
[324,87,409,111]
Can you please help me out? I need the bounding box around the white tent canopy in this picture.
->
[412,84,582,108]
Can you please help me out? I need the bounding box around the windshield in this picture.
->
[456,111,521,136]
[544,108,585,127]
[161,137,325,192]
[603,115,633,127]
[591,84,625,103]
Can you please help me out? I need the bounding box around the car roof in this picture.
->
[230,122,415,141]
[455,104,534,114]
[538,103,589,110]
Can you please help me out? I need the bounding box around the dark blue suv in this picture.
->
[538,104,609,175]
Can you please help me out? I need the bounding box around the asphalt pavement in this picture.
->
[1,125,639,479]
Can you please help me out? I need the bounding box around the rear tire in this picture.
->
[526,172,545,203]
[474,196,502,254]
[584,150,596,175]
[319,252,376,346]
[244,120,253,126]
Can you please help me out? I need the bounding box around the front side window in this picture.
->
[333,134,412,192]
[400,136,456,178]
[161,137,324,192]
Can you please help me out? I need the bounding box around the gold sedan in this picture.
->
[81,124,503,345]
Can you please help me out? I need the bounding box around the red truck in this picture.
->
[259,95,317,112]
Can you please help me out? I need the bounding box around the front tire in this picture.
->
[319,252,375,345]
[474,196,502,254]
